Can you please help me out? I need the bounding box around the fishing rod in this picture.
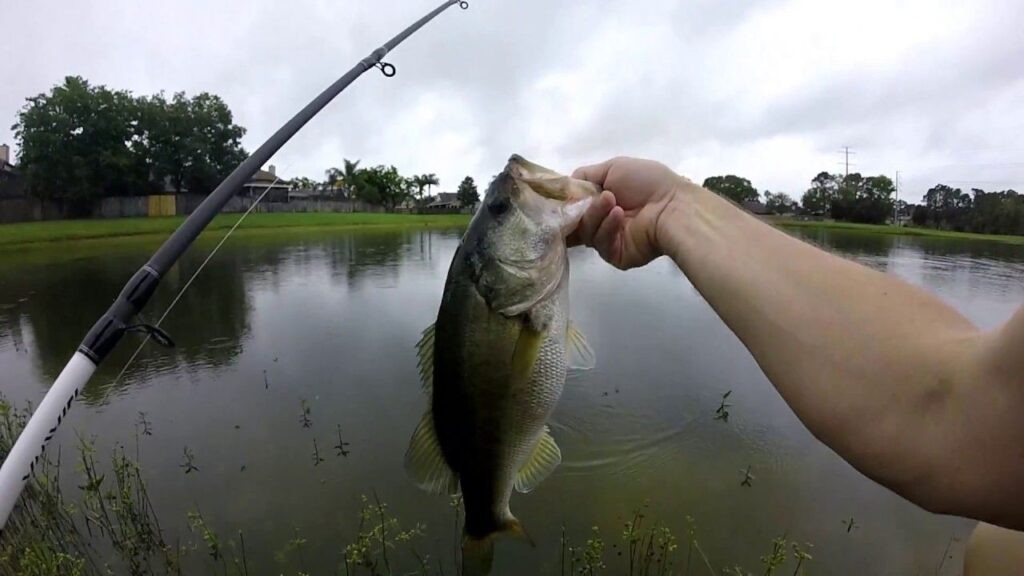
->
[0,0,470,534]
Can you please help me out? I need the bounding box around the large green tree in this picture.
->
[13,76,150,205]
[702,175,759,204]
[801,172,839,215]
[13,76,247,201]
[141,91,246,194]
[764,191,799,214]
[456,176,479,208]
[358,165,408,211]
[829,173,895,224]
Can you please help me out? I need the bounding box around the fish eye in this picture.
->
[488,197,511,217]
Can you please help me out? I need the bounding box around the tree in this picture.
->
[911,204,929,226]
[141,91,246,194]
[857,175,896,224]
[810,172,894,224]
[340,159,362,199]
[801,172,839,215]
[358,165,408,211]
[324,167,342,197]
[702,175,758,204]
[13,76,247,203]
[456,176,479,208]
[291,177,317,190]
[922,183,972,230]
[422,173,439,196]
[13,76,150,206]
[764,191,798,215]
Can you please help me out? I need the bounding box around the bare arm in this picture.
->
[571,157,1024,529]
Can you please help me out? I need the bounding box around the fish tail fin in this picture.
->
[461,517,533,575]
[462,535,495,576]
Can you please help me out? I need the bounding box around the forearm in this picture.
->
[659,182,1023,524]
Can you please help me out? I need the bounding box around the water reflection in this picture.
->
[0,226,1020,574]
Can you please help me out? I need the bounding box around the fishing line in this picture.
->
[110,169,290,388]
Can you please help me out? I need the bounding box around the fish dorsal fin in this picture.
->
[514,427,562,493]
[415,323,435,393]
[404,411,459,495]
[566,322,596,370]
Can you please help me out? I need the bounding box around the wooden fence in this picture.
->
[0,195,384,224]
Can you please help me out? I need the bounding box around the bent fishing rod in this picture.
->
[0,0,470,534]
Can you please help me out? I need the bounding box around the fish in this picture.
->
[405,155,598,575]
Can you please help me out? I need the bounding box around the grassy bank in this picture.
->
[769,217,1024,245]
[0,212,472,247]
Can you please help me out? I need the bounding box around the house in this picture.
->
[424,192,460,212]
[288,188,327,201]
[241,165,290,202]
[0,144,25,198]
[742,200,773,215]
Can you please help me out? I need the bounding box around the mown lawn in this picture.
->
[0,212,472,247]
[769,217,1024,245]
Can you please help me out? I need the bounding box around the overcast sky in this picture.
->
[3,0,1023,201]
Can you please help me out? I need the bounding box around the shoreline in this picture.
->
[3,212,1023,248]
[0,213,473,248]
[768,217,1024,245]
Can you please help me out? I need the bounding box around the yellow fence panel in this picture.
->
[148,195,176,217]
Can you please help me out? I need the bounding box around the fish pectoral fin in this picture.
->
[566,321,596,371]
[404,411,459,495]
[514,427,562,493]
[415,323,435,393]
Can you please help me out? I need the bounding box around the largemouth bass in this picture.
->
[405,155,598,574]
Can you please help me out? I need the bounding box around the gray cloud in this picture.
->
[3,0,1023,202]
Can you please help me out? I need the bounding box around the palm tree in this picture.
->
[409,175,427,200]
[422,173,439,197]
[340,159,362,199]
[324,167,342,197]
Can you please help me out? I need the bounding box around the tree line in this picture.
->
[290,161,479,211]
[703,171,1021,235]
[10,76,483,213]
[13,76,247,205]
[911,185,1023,235]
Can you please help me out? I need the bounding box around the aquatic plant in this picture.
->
[0,394,827,576]
[714,390,732,422]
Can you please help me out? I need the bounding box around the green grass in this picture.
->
[0,212,472,247]
[769,217,1024,245]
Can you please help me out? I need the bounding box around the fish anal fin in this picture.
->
[567,321,596,370]
[403,411,459,495]
[514,428,562,493]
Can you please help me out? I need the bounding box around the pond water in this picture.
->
[1,225,1022,574]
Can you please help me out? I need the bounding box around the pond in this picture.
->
[2,225,1022,574]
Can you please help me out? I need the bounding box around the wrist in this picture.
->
[654,178,700,262]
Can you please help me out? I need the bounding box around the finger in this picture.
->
[571,159,615,187]
[568,190,615,247]
[592,206,625,266]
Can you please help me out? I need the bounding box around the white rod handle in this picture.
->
[0,352,96,532]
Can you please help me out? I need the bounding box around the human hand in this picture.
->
[568,157,690,270]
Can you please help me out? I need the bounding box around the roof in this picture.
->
[247,169,289,186]
[427,192,459,207]
[742,200,772,215]
[288,188,324,199]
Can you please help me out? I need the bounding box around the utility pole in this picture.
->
[839,146,855,178]
[895,170,900,225]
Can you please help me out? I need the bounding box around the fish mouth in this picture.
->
[506,155,600,202]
